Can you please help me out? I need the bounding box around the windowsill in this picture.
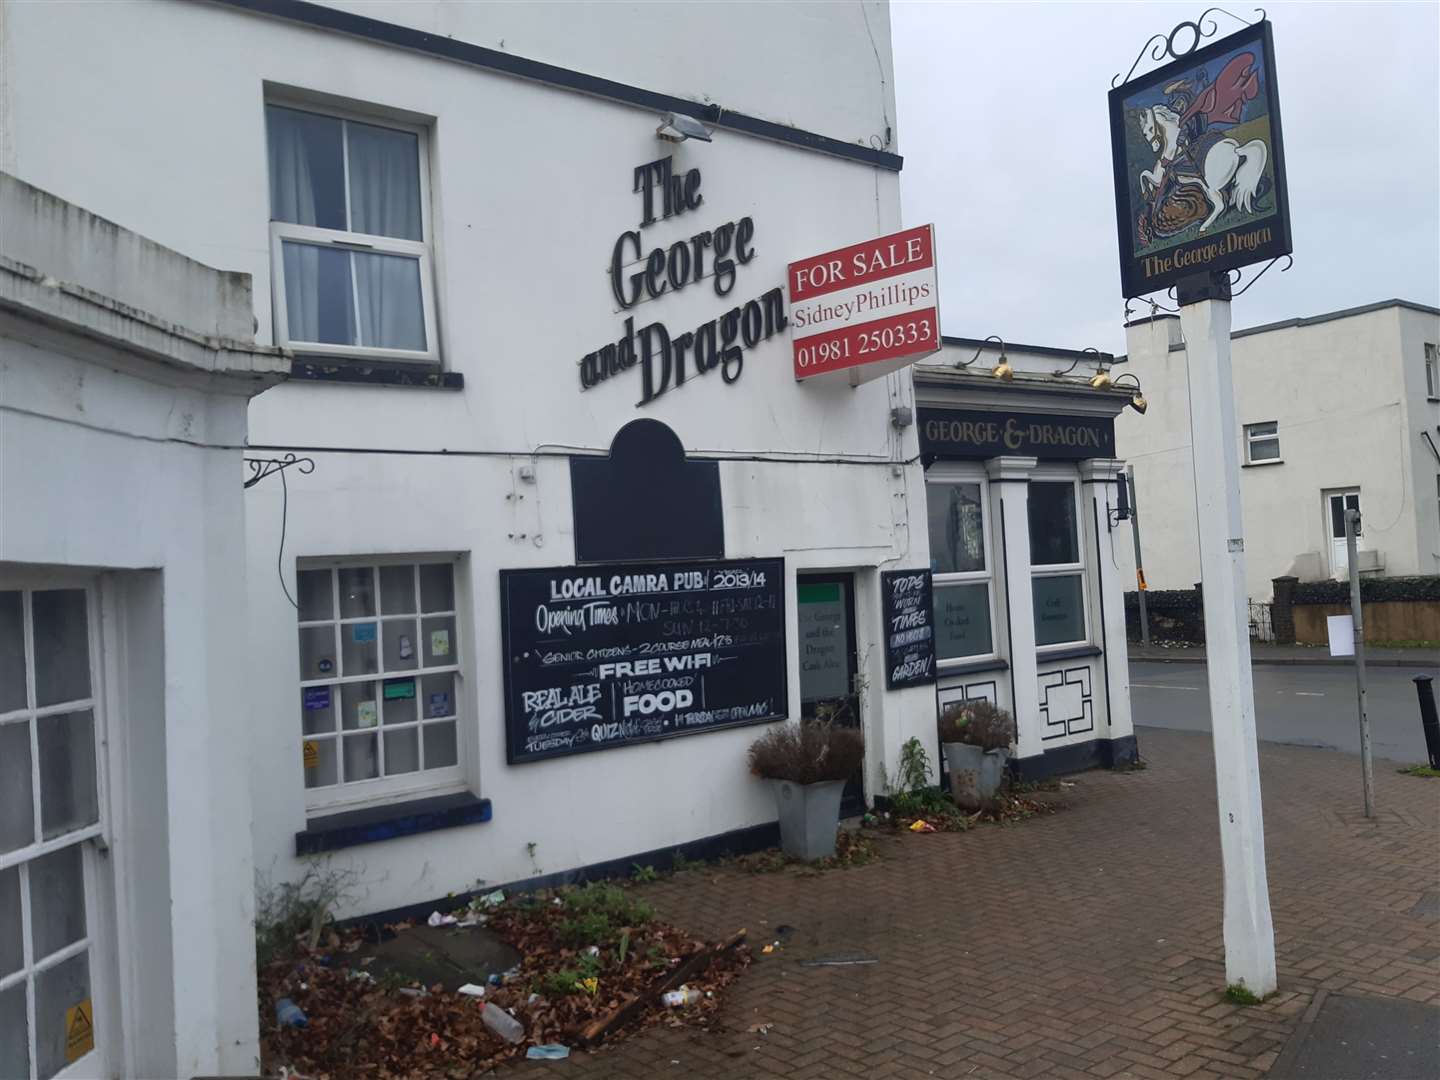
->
[1241,459,1284,468]
[1036,644,1103,662]
[289,359,464,389]
[937,657,1010,676]
[295,791,491,855]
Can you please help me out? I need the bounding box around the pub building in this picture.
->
[913,339,1140,777]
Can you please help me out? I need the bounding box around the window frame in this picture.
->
[925,466,1001,669]
[295,555,467,815]
[265,99,440,366]
[1027,473,1091,652]
[1425,343,1438,400]
[1244,420,1282,465]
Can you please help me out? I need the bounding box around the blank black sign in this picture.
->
[500,558,788,764]
[881,568,937,690]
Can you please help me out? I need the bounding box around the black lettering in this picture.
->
[672,331,695,378]
[617,317,637,370]
[644,249,667,300]
[761,287,788,336]
[712,222,736,296]
[689,230,712,283]
[632,157,671,227]
[580,351,599,389]
[639,321,672,403]
[694,320,718,372]
[666,240,691,291]
[610,230,643,309]
[683,168,703,211]
[736,216,755,263]
[741,300,762,347]
[720,308,743,383]
[600,343,618,377]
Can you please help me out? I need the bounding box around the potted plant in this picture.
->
[938,700,1015,811]
[747,720,865,860]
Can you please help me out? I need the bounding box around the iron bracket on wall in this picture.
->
[244,453,315,489]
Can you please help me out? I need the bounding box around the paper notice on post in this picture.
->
[1327,615,1355,657]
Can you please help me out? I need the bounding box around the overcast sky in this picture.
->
[891,1,1440,354]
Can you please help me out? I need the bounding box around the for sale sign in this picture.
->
[788,224,940,384]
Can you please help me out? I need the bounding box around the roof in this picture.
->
[1122,298,1440,356]
[942,336,1116,363]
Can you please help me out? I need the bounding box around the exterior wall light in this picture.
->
[657,112,712,143]
[1112,372,1147,414]
[1089,369,1114,390]
[955,334,1006,370]
[991,354,1014,380]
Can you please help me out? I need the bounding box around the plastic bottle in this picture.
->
[275,998,308,1028]
[662,986,703,1008]
[481,1002,525,1044]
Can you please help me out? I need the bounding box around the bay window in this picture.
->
[266,102,438,363]
[1027,479,1088,647]
[927,477,996,662]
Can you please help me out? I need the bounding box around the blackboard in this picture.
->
[881,568,937,690]
[500,558,787,764]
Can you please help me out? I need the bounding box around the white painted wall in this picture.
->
[1114,303,1440,601]
[1,176,283,1076]
[2,0,934,921]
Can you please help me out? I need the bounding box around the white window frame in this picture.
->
[0,571,115,1080]
[265,98,440,365]
[1244,420,1282,465]
[1028,472,1091,652]
[1425,343,1438,400]
[926,466,1001,669]
[296,555,468,815]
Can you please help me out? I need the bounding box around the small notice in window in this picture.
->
[429,691,451,717]
[303,687,331,711]
[303,740,319,769]
[383,679,416,701]
[357,700,378,728]
[65,999,94,1063]
[430,629,451,657]
[353,623,377,643]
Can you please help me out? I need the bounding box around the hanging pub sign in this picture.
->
[1108,18,1291,298]
[499,558,787,764]
[880,569,937,690]
[788,224,940,385]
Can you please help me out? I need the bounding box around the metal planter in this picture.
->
[772,778,845,860]
[943,742,1010,811]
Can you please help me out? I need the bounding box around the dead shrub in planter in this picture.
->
[938,699,1015,751]
[747,720,864,784]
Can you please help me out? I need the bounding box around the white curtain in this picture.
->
[355,253,425,351]
[268,108,324,342]
[347,122,422,240]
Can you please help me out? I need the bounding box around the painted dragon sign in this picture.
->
[1108,18,1292,298]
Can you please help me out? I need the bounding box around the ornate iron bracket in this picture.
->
[244,453,315,489]
[954,335,1006,369]
[1112,7,1266,87]
[1225,253,1293,298]
[1052,347,1107,378]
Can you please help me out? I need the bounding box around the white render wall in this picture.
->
[2,0,934,918]
[1114,303,1440,601]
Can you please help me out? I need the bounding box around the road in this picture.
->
[1129,660,1439,763]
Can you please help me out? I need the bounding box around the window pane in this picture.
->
[928,483,986,575]
[933,583,993,659]
[30,845,86,959]
[0,983,27,1080]
[303,737,337,789]
[342,622,379,676]
[384,728,419,775]
[422,616,455,668]
[1247,422,1277,438]
[382,618,418,672]
[354,251,426,351]
[1028,482,1079,566]
[0,592,24,713]
[0,866,20,979]
[32,589,90,708]
[1034,574,1087,646]
[340,682,378,731]
[339,568,376,618]
[36,952,90,1079]
[266,105,346,230]
[422,672,455,719]
[381,679,417,724]
[296,569,333,622]
[37,710,98,840]
[419,564,454,612]
[379,566,416,614]
[423,721,458,769]
[343,733,379,782]
[301,685,335,735]
[346,121,422,241]
[281,241,357,347]
[1249,438,1280,462]
[0,723,33,854]
[298,625,337,681]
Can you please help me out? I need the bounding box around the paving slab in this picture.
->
[1271,992,1440,1079]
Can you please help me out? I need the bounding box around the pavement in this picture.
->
[531,727,1439,1080]
[1130,661,1437,762]
[1129,643,1438,669]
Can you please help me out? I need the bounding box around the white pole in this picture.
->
[1344,508,1375,817]
[1180,288,1277,996]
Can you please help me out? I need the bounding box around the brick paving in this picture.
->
[535,728,1439,1079]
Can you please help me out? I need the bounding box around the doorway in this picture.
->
[1,579,111,1080]
[797,574,864,815]
[1326,489,1361,579]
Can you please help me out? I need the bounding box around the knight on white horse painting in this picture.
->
[1123,43,1277,253]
